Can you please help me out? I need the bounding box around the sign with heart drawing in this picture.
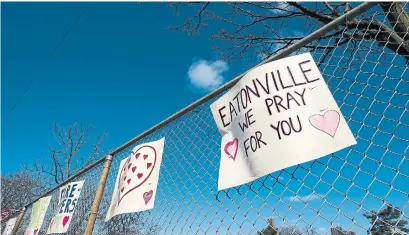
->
[105,138,165,221]
[210,53,356,190]
[46,181,84,234]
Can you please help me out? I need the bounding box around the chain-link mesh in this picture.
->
[6,3,409,235]
[11,163,104,235]
[1,211,21,234]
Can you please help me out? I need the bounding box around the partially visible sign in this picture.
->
[2,217,17,235]
[1,209,19,220]
[46,181,84,234]
[25,196,52,235]
[210,53,356,190]
[105,138,165,221]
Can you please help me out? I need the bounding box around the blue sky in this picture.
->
[2,2,409,235]
[1,2,242,174]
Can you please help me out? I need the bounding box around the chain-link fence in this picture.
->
[2,2,409,235]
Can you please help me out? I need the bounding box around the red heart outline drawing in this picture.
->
[224,138,239,161]
[117,145,157,204]
[62,215,70,227]
[143,190,153,205]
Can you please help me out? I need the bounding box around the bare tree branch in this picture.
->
[24,122,106,187]
[380,2,409,40]
[324,2,341,17]
[288,2,334,23]
[168,2,409,63]
[1,170,46,209]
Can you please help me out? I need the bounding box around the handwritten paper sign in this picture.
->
[210,53,356,190]
[25,196,52,235]
[2,217,17,235]
[105,138,165,221]
[46,181,84,234]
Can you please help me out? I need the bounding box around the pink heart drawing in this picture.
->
[143,190,153,205]
[62,215,70,227]
[309,110,340,137]
[224,138,239,161]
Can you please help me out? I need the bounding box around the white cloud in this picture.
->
[187,59,229,91]
[272,43,286,53]
[293,30,305,37]
[279,29,305,39]
[270,2,297,15]
[258,53,268,62]
[287,194,323,202]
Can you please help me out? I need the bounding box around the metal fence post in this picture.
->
[10,207,26,235]
[84,154,113,235]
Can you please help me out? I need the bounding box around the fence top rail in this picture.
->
[22,1,378,210]
[24,156,106,208]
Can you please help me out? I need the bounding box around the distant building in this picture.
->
[257,218,279,235]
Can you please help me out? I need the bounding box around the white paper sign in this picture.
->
[105,138,165,221]
[46,181,85,234]
[210,53,356,190]
[2,217,17,235]
[25,196,52,235]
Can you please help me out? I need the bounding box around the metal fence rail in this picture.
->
[2,2,409,235]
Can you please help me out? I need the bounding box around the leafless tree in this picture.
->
[1,170,45,210]
[23,122,106,187]
[101,212,161,235]
[278,225,302,235]
[258,219,321,235]
[168,2,409,64]
[16,122,161,234]
[331,226,356,235]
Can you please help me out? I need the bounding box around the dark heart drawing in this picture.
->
[143,190,153,205]
[224,137,239,161]
[62,215,70,227]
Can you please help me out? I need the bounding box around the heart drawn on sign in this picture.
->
[62,215,70,227]
[143,190,153,205]
[309,110,340,137]
[224,138,239,161]
[117,145,157,204]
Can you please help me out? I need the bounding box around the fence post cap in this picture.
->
[105,154,113,161]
